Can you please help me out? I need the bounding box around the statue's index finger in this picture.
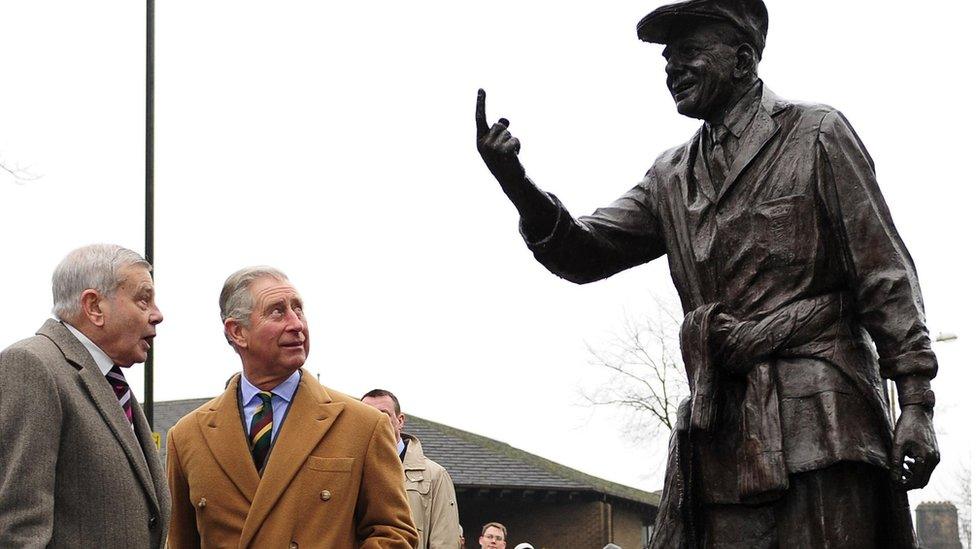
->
[476,88,489,137]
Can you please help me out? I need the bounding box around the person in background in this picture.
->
[478,522,507,549]
[363,388,463,548]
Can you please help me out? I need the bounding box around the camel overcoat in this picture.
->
[167,370,417,548]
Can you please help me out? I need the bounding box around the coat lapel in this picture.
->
[37,320,159,513]
[198,374,260,503]
[715,86,783,203]
[132,393,169,512]
[239,371,345,548]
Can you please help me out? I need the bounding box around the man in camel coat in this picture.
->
[166,266,417,548]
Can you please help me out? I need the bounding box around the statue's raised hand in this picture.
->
[476,89,526,189]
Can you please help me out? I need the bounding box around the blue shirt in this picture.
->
[241,370,300,443]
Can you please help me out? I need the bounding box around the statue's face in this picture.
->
[663,23,739,121]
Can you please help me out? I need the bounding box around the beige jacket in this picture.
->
[401,433,461,548]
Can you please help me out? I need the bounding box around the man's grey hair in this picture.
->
[219,265,289,328]
[51,244,151,321]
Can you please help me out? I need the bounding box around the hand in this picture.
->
[475,88,526,188]
[890,405,939,490]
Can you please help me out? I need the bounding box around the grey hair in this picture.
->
[219,266,289,344]
[51,244,151,321]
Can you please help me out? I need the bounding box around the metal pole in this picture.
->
[144,0,155,430]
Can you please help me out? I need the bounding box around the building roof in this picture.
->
[404,414,659,507]
[152,398,659,509]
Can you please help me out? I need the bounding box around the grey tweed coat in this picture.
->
[0,319,170,548]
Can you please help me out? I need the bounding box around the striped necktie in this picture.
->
[249,391,274,471]
[106,365,133,424]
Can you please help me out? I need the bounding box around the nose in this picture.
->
[150,304,163,325]
[284,308,304,332]
[665,57,680,81]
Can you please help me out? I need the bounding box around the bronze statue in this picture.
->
[475,0,938,547]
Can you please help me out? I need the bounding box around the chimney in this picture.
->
[916,501,963,549]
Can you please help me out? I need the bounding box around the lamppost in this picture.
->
[144,0,155,432]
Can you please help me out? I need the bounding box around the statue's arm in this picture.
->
[475,89,665,283]
[815,109,938,489]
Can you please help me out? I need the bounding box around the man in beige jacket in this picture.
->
[363,389,462,548]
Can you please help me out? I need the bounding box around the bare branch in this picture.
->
[0,154,42,184]
[581,296,688,443]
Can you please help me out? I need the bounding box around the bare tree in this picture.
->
[948,461,972,549]
[582,297,688,440]
[0,154,40,184]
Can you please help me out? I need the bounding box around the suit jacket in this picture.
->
[0,319,170,548]
[166,370,417,549]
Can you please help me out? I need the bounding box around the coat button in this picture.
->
[148,515,157,527]
[319,490,331,501]
[289,542,299,549]
[198,497,207,508]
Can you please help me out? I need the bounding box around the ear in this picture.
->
[79,289,106,327]
[397,413,406,430]
[224,317,249,349]
[733,43,757,79]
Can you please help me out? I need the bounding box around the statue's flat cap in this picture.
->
[637,0,768,55]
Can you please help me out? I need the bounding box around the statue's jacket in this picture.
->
[521,84,932,547]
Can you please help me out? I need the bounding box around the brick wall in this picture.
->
[612,504,646,548]
[459,493,651,549]
[461,498,604,548]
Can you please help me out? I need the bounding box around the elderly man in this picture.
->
[362,389,462,549]
[0,244,169,547]
[166,266,417,548]
[475,0,938,547]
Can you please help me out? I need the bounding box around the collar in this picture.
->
[397,437,406,459]
[62,320,114,376]
[401,432,427,470]
[706,79,763,141]
[240,368,301,405]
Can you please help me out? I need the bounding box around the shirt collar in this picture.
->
[241,369,301,405]
[62,320,114,376]
[706,79,763,140]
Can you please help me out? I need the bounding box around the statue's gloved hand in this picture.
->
[890,405,939,490]
[476,89,526,190]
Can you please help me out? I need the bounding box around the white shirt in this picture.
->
[63,321,114,376]
[63,320,135,431]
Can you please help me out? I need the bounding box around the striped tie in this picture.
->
[106,366,133,424]
[249,391,274,471]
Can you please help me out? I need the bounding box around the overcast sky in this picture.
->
[1,0,972,511]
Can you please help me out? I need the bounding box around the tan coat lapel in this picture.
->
[37,320,159,513]
[239,371,346,548]
[197,374,260,504]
